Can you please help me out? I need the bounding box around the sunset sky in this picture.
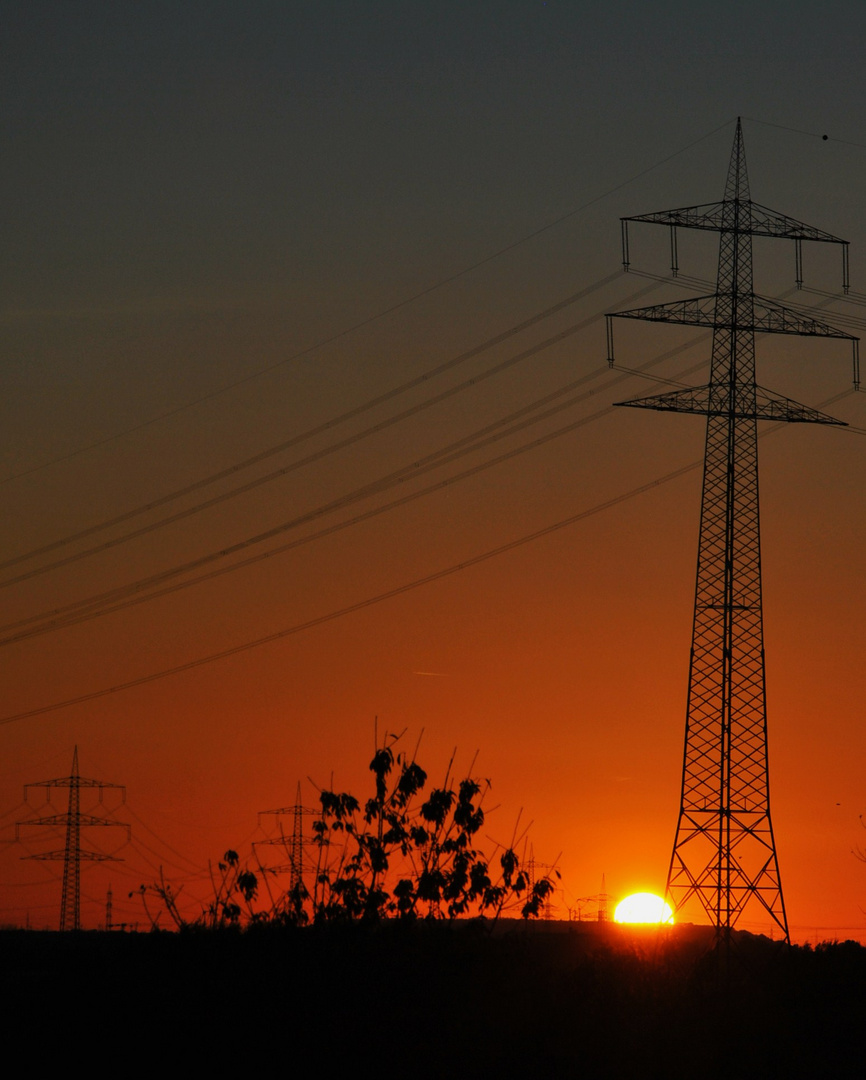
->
[1,2,865,938]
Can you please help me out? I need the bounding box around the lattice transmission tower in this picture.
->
[606,119,859,942]
[16,746,128,930]
[256,781,318,917]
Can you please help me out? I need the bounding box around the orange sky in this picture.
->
[1,6,865,941]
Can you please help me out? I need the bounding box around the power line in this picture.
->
[10,265,842,600]
[1,120,734,487]
[120,803,209,872]
[742,116,866,151]
[0,460,709,726]
[0,272,636,580]
[0,279,666,591]
[0,386,849,728]
[1,340,713,645]
[5,290,855,643]
[1,400,621,645]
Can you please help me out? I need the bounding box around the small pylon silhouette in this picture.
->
[256,781,318,914]
[17,747,128,930]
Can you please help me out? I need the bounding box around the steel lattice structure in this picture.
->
[16,746,127,930]
[606,120,859,942]
[256,781,318,914]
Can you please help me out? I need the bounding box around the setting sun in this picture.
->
[614,893,674,925]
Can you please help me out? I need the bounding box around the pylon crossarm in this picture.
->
[17,811,127,831]
[610,295,718,328]
[752,295,857,338]
[608,294,856,339]
[615,384,846,425]
[260,861,294,874]
[29,849,119,862]
[752,387,848,423]
[25,776,122,794]
[624,203,726,232]
[748,202,847,244]
[623,201,847,246]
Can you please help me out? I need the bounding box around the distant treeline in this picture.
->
[3,921,863,1077]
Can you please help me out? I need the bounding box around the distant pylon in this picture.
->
[597,873,611,923]
[606,119,859,943]
[256,781,318,916]
[525,844,556,918]
[16,747,128,930]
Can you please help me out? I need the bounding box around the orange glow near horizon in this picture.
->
[614,893,674,925]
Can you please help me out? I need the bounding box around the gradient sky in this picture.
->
[1,2,865,938]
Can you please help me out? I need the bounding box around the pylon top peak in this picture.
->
[724,117,750,203]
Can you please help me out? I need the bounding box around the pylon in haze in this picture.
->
[606,119,859,942]
[597,873,611,922]
[256,781,318,916]
[17,746,128,930]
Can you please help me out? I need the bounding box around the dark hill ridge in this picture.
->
[2,921,863,1077]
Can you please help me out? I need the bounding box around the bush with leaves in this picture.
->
[138,734,557,929]
[300,734,557,924]
[136,849,259,930]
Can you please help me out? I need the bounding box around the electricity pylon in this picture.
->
[525,844,557,918]
[16,746,128,930]
[606,119,859,942]
[256,781,317,914]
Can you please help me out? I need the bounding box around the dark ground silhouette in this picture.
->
[3,920,863,1077]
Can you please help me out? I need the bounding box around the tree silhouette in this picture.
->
[139,733,556,928]
[304,733,556,923]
